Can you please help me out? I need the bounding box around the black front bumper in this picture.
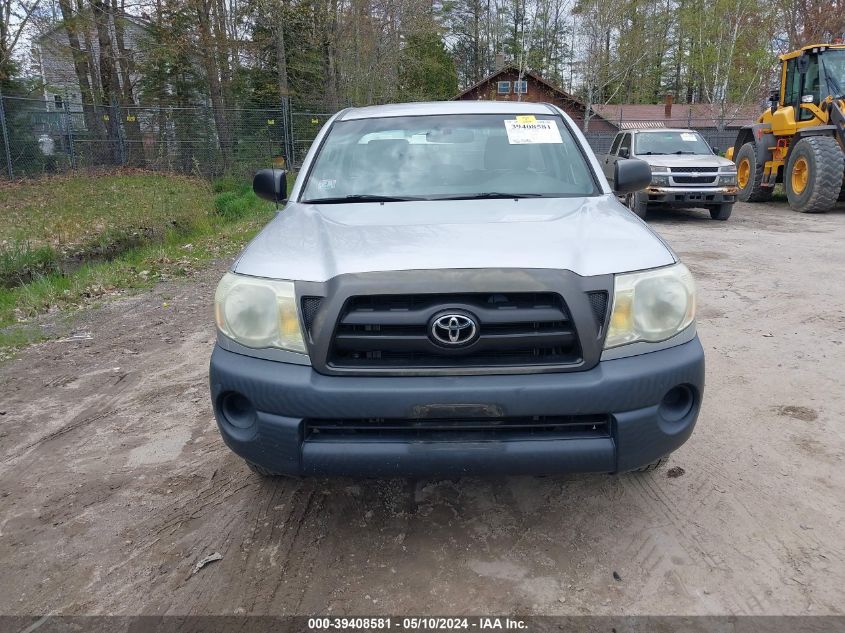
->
[209,337,705,477]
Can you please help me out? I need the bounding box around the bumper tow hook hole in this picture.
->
[659,385,694,423]
[221,392,257,429]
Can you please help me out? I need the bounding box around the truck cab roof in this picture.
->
[338,101,560,121]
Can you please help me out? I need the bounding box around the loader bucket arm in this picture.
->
[829,98,845,147]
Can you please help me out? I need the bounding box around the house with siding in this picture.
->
[32,13,149,111]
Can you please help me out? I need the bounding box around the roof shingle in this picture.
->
[591,103,760,128]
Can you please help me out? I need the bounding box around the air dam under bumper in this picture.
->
[209,337,705,477]
[647,186,737,206]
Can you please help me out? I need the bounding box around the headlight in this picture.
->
[214,272,307,354]
[649,166,670,186]
[718,174,737,185]
[604,263,696,349]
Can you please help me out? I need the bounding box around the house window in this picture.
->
[514,80,528,94]
[497,81,511,95]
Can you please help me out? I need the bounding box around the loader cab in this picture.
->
[779,47,845,122]
[781,53,822,121]
[781,53,820,120]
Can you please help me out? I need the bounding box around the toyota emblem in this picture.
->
[430,313,479,347]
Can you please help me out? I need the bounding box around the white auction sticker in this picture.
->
[680,132,697,141]
[504,119,563,144]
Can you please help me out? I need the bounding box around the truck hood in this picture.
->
[233,196,676,282]
[635,154,735,169]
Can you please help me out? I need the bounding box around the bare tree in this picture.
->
[684,0,773,128]
[1,0,41,79]
[91,0,123,162]
[54,0,105,137]
[776,0,845,50]
[191,0,233,165]
[111,0,144,163]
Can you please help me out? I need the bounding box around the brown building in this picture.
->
[453,65,617,132]
[591,100,759,131]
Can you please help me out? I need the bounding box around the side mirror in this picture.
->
[253,168,287,203]
[614,158,652,193]
[618,147,630,159]
[711,146,720,155]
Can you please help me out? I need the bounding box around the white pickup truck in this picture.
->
[601,128,739,220]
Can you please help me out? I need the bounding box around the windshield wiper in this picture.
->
[303,194,427,204]
[436,192,545,200]
[640,151,666,155]
[671,150,696,154]
[821,58,844,99]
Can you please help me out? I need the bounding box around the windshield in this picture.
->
[821,50,845,97]
[300,114,597,202]
[635,131,712,155]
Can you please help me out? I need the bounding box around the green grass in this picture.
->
[0,325,48,362]
[0,242,60,287]
[0,171,278,351]
[214,183,264,220]
[0,171,212,246]
[0,171,215,288]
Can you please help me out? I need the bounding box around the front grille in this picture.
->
[587,291,608,327]
[301,296,323,332]
[305,415,610,441]
[670,166,718,173]
[328,292,581,369]
[673,175,718,184]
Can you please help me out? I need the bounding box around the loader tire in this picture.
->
[735,142,772,202]
[785,136,844,213]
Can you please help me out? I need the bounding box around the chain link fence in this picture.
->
[0,94,742,180]
[0,95,296,180]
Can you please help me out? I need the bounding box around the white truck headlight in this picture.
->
[719,166,737,185]
[214,272,307,354]
[604,263,696,348]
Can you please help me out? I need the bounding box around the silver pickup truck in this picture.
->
[208,101,704,478]
[601,128,738,220]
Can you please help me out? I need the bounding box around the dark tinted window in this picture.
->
[784,58,800,106]
[618,133,631,156]
[609,133,622,154]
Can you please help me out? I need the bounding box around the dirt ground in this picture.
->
[0,200,843,617]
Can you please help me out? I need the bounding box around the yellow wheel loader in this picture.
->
[726,44,845,212]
